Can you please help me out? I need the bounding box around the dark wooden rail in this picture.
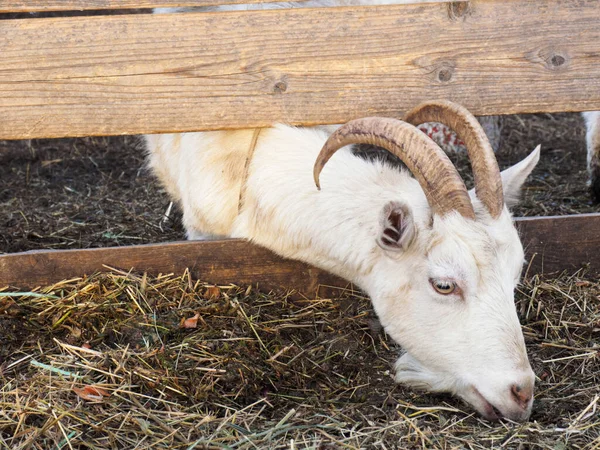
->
[2,214,599,294]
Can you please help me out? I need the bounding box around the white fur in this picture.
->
[583,112,600,177]
[146,1,540,421]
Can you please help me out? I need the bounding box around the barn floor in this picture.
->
[0,113,598,254]
[0,271,599,448]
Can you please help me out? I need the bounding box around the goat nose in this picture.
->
[511,383,533,409]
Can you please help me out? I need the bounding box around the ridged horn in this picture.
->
[405,100,504,218]
[313,117,475,219]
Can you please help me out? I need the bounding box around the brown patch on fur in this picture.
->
[243,194,276,236]
[255,204,277,232]
[222,150,248,187]
[210,130,255,188]
[425,234,444,253]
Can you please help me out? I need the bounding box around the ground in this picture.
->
[0,114,600,448]
[0,272,599,448]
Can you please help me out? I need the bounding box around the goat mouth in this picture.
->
[472,387,503,421]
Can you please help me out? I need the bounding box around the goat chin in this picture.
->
[395,352,459,392]
[395,352,533,422]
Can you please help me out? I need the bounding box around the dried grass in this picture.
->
[0,269,599,448]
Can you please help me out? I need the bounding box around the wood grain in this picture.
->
[0,0,309,13]
[516,214,600,277]
[0,240,350,296]
[1,0,599,140]
[2,214,599,293]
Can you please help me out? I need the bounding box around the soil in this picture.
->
[0,112,597,254]
[0,135,182,253]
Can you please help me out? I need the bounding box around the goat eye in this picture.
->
[431,279,456,295]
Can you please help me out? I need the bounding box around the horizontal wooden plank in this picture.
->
[0,0,308,13]
[0,0,599,139]
[1,214,599,294]
[0,240,350,297]
[516,213,600,277]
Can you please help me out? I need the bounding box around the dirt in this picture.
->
[0,136,182,253]
[493,113,596,217]
[0,113,597,254]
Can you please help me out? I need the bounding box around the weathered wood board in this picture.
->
[2,214,599,294]
[0,239,350,296]
[1,0,599,139]
[516,214,600,278]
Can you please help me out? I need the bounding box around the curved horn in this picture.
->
[313,117,475,219]
[405,100,504,218]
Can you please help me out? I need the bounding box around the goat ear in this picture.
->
[377,201,415,252]
[500,145,541,208]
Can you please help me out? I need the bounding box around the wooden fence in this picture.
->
[1,0,599,292]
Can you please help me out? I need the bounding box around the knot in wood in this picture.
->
[447,2,471,21]
[538,47,569,71]
[273,80,288,93]
[437,67,453,83]
[545,52,569,71]
[551,54,566,67]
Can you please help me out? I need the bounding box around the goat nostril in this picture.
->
[511,383,533,408]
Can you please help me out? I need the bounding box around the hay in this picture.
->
[1,269,599,449]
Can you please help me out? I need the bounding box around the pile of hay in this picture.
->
[1,269,599,448]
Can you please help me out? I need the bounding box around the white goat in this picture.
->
[148,2,540,421]
[145,97,540,421]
